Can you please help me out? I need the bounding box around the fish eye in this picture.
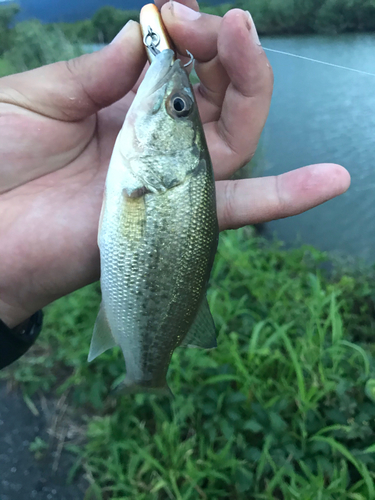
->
[173,97,186,113]
[167,92,193,118]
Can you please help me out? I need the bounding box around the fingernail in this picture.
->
[111,20,136,44]
[172,2,201,20]
[246,11,261,46]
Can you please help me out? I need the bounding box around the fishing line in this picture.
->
[263,47,375,77]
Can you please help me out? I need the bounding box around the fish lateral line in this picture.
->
[263,47,375,77]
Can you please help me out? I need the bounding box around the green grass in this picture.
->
[3,228,375,499]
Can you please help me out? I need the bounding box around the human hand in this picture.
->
[0,20,147,328]
[0,1,350,328]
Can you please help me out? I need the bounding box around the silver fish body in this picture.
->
[89,50,219,394]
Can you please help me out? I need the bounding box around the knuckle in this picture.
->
[223,180,239,229]
[274,175,286,216]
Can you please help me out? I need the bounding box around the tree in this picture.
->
[5,20,83,72]
[56,20,96,43]
[0,3,20,54]
[92,6,138,43]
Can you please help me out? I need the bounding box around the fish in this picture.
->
[88,49,219,395]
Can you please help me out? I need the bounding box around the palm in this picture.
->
[0,96,135,320]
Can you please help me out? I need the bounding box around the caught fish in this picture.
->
[88,47,219,395]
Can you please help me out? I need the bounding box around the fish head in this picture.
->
[119,49,204,191]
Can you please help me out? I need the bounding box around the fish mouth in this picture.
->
[140,50,186,97]
[152,59,180,92]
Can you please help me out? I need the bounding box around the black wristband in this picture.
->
[0,310,43,370]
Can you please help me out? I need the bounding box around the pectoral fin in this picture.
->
[88,303,117,362]
[97,192,106,248]
[180,297,217,349]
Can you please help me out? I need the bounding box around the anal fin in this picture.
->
[88,303,117,362]
[180,297,217,349]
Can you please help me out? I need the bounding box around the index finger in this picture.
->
[155,0,200,12]
[161,3,227,118]
[162,6,273,180]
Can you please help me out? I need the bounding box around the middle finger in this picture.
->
[161,3,229,121]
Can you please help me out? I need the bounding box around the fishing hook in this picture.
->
[184,50,195,69]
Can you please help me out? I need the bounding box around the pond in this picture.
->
[258,33,375,262]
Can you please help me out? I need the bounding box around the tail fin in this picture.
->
[111,378,174,398]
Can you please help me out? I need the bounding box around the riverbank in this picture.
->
[52,1,375,41]
[2,228,375,499]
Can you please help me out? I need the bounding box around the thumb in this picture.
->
[0,20,146,121]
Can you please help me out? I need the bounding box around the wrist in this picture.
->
[0,310,44,370]
[0,298,33,329]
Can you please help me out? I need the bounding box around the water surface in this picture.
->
[258,34,375,261]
